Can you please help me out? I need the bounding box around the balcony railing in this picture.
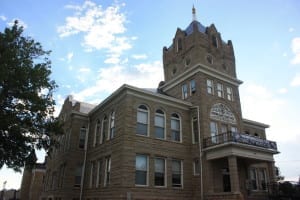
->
[203,132,278,151]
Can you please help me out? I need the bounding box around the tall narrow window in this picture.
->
[171,113,181,142]
[250,168,258,190]
[79,127,86,149]
[231,126,237,133]
[210,121,218,143]
[190,79,196,94]
[227,87,233,101]
[89,162,94,188]
[96,160,102,188]
[94,120,100,146]
[101,115,107,144]
[182,84,188,99]
[154,158,165,187]
[192,117,199,143]
[259,169,267,190]
[135,154,148,186]
[104,157,111,186]
[155,109,165,139]
[217,83,224,98]
[172,159,182,187]
[212,35,218,48]
[136,105,149,136]
[193,159,200,175]
[74,164,82,187]
[109,111,115,139]
[207,79,214,94]
[177,38,183,52]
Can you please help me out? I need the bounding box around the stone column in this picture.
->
[228,156,240,193]
[268,161,276,182]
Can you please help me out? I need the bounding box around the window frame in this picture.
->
[217,83,224,98]
[226,86,234,101]
[135,154,149,186]
[193,159,200,176]
[190,79,196,95]
[192,116,199,143]
[207,79,214,95]
[104,156,111,187]
[182,84,188,99]
[109,111,115,140]
[154,157,166,187]
[172,159,183,188]
[101,115,108,144]
[96,159,102,188]
[154,109,166,140]
[79,127,87,149]
[136,105,149,136]
[171,113,181,142]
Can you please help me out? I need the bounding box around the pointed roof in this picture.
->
[185,6,206,35]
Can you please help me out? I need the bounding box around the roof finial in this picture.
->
[192,5,197,21]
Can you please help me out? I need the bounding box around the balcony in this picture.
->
[203,132,278,155]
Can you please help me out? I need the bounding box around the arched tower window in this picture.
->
[176,38,183,52]
[212,35,218,48]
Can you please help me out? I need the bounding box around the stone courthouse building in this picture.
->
[37,7,279,200]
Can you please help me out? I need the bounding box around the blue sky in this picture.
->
[1,0,300,189]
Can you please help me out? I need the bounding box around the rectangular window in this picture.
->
[192,117,199,143]
[231,126,237,133]
[217,83,224,98]
[210,121,218,143]
[154,158,165,187]
[79,127,86,149]
[104,157,111,186]
[182,84,188,99]
[221,124,228,142]
[96,160,102,188]
[207,79,214,94]
[250,168,258,190]
[193,159,200,175]
[135,154,148,186]
[155,114,165,139]
[172,159,182,187]
[89,162,94,188]
[74,164,82,187]
[259,168,267,190]
[137,108,148,136]
[227,87,234,101]
[190,79,196,94]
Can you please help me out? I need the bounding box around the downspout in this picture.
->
[192,106,203,200]
[80,117,90,200]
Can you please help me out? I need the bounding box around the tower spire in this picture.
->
[192,5,197,21]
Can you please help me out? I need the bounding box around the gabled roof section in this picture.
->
[185,20,206,35]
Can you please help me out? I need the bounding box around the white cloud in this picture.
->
[132,54,148,60]
[290,37,300,65]
[278,87,288,94]
[290,74,300,87]
[240,83,299,143]
[58,1,133,65]
[73,61,163,102]
[67,52,73,63]
[0,15,7,21]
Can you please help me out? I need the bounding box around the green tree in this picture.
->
[0,21,62,171]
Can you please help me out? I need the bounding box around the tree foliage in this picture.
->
[0,21,62,171]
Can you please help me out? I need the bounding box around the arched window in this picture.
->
[210,103,236,124]
[109,111,115,139]
[94,120,100,146]
[136,105,149,136]
[171,113,181,142]
[101,115,108,143]
[155,109,165,139]
[79,126,87,149]
[212,35,218,48]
